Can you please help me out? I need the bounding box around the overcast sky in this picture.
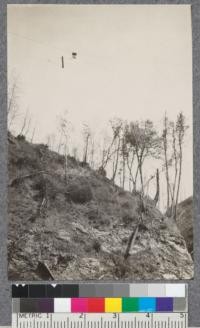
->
[7,4,193,203]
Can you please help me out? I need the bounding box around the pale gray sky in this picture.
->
[7,4,193,205]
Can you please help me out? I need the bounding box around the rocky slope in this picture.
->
[176,196,193,257]
[8,134,193,280]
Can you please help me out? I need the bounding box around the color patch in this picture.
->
[38,299,54,313]
[79,285,96,297]
[20,298,54,313]
[20,298,39,313]
[54,298,71,313]
[12,299,20,313]
[156,298,173,312]
[47,285,62,297]
[71,298,88,312]
[12,285,28,298]
[113,284,129,297]
[29,285,46,298]
[148,284,166,297]
[88,298,105,312]
[105,298,122,313]
[173,298,187,312]
[61,285,79,297]
[130,285,148,297]
[122,298,139,312]
[165,284,185,297]
[139,298,156,312]
[94,285,114,297]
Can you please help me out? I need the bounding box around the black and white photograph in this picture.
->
[7,4,193,280]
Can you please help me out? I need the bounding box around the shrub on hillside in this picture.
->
[87,205,101,221]
[92,239,101,252]
[67,178,93,204]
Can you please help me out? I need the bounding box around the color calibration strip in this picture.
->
[12,284,187,313]
[12,296,187,313]
[12,284,186,298]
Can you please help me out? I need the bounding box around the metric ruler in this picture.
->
[12,313,188,328]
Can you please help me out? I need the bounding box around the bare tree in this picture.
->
[162,113,170,210]
[154,169,160,206]
[8,78,20,130]
[89,137,95,169]
[101,118,123,172]
[57,112,71,182]
[174,112,188,219]
[18,109,32,137]
[72,146,79,161]
[46,133,56,150]
[125,144,136,192]
[112,135,121,183]
[82,124,91,163]
[57,129,63,154]
[125,120,161,194]
[120,130,127,189]
[98,136,109,174]
[30,123,37,143]
[169,121,178,217]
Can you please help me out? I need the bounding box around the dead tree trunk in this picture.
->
[174,140,183,220]
[170,126,178,217]
[154,169,160,206]
[163,140,170,209]
[83,133,90,163]
[112,137,121,183]
[64,145,68,183]
[124,224,139,259]
[122,158,126,189]
[124,194,145,259]
[162,114,170,210]
[139,163,144,194]
[136,149,144,195]
[126,151,135,192]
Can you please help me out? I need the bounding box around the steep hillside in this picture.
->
[176,197,193,257]
[8,134,193,280]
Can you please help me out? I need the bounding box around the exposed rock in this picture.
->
[176,196,193,257]
[8,135,193,280]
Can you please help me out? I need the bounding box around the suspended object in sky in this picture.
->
[61,52,77,68]
[61,56,64,68]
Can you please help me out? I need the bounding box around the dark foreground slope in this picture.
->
[8,135,193,280]
[176,197,193,257]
